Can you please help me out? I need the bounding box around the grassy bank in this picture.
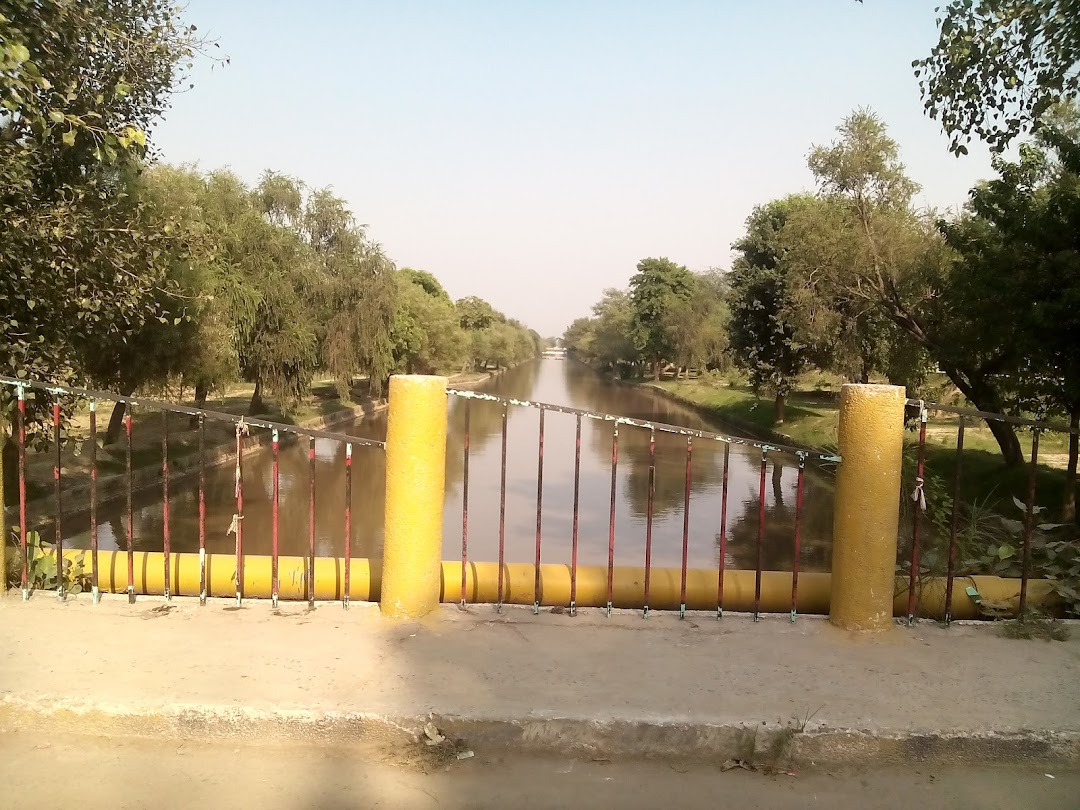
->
[651,376,1073,517]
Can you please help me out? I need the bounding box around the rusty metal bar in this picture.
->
[944,418,965,626]
[1019,430,1040,618]
[461,400,470,608]
[679,437,692,619]
[307,436,316,608]
[125,411,134,604]
[198,416,206,606]
[906,397,1080,436]
[271,429,280,609]
[497,403,507,612]
[52,402,63,600]
[907,405,928,625]
[234,422,244,606]
[343,442,352,609]
[717,443,730,619]
[643,429,656,619]
[17,387,28,600]
[570,413,582,616]
[0,376,384,449]
[791,456,806,622]
[161,410,171,601]
[533,408,545,615]
[607,424,618,617]
[89,400,99,603]
[754,449,766,621]
[445,388,841,462]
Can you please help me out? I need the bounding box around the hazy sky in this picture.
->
[154,1,996,337]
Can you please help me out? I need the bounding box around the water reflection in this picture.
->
[54,359,834,572]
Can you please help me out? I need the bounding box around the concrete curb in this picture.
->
[2,697,1076,768]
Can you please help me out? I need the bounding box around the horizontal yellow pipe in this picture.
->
[58,551,1058,619]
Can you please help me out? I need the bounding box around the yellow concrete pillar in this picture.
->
[830,383,906,631]
[379,375,448,619]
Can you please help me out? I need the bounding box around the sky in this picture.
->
[154,0,998,337]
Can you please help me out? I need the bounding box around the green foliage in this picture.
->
[727,197,813,410]
[914,0,1080,154]
[391,270,467,374]
[629,257,694,378]
[454,297,537,371]
[5,530,92,594]
[0,0,202,433]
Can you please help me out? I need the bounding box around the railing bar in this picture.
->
[679,436,692,619]
[1019,430,1040,618]
[904,398,1080,436]
[606,424,618,617]
[343,442,352,610]
[643,429,656,619]
[162,410,171,601]
[533,408,545,615]
[17,387,28,600]
[271,429,280,609]
[754,449,766,621]
[125,410,134,603]
[717,443,730,619]
[52,402,63,600]
[461,400,470,608]
[446,388,840,461]
[497,404,507,612]
[944,418,965,626]
[234,422,244,606]
[198,416,206,605]
[907,406,928,625]
[570,413,582,616]
[0,377,384,448]
[89,400,99,603]
[791,456,805,622]
[308,436,316,608]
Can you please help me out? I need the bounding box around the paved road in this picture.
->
[2,730,1076,810]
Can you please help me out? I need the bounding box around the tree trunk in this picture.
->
[2,435,16,508]
[189,382,208,429]
[652,358,660,382]
[983,413,1024,467]
[1064,408,1079,523]
[773,391,786,425]
[860,363,870,385]
[771,459,784,507]
[249,380,264,415]
[937,364,1024,467]
[104,399,128,446]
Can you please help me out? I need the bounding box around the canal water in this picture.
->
[69,359,836,572]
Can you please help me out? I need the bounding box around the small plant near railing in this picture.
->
[899,458,1080,626]
[5,530,92,595]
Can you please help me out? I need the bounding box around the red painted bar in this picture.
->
[608,425,618,617]
[161,411,171,600]
[461,400,470,607]
[17,389,28,599]
[570,413,582,615]
[754,450,766,620]
[533,408,545,614]
[1019,430,1040,617]
[125,411,134,603]
[308,437,316,607]
[907,408,928,624]
[717,443,730,619]
[343,442,352,609]
[198,416,207,605]
[497,404,508,611]
[53,402,63,600]
[679,437,692,618]
[89,401,99,602]
[944,418,965,625]
[643,430,656,618]
[791,458,805,621]
[271,430,280,608]
[234,425,244,606]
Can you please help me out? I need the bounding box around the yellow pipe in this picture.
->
[830,383,907,631]
[60,551,1059,620]
[380,375,448,619]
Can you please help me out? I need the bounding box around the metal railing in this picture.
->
[447,388,841,621]
[902,397,1080,625]
[0,375,383,609]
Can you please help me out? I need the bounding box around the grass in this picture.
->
[650,373,1075,517]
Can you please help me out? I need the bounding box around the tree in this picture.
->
[663,271,731,376]
[391,270,467,375]
[941,121,1080,515]
[628,258,694,380]
[785,110,1028,464]
[728,197,815,424]
[456,296,501,331]
[913,0,1080,154]
[1,0,201,438]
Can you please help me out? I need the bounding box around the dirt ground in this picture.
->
[1,730,1076,810]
